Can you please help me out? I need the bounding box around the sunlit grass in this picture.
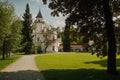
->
[36,53,107,70]
[35,52,120,80]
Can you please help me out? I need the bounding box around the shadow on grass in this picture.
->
[0,70,44,80]
[85,58,120,67]
[41,69,120,80]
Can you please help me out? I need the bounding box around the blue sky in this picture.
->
[10,0,65,28]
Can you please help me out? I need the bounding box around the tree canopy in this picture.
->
[22,3,33,54]
[42,0,120,74]
[0,0,14,59]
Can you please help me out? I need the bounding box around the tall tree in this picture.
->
[0,0,14,59]
[42,0,120,74]
[22,3,33,54]
[10,17,23,53]
[63,21,70,52]
[103,0,117,74]
[2,19,22,57]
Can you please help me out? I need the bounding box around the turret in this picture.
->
[34,9,44,23]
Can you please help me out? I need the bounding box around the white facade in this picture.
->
[33,10,59,52]
[46,31,58,52]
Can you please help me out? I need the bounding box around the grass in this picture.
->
[0,55,21,71]
[35,52,120,80]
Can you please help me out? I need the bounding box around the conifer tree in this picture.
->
[22,3,33,54]
[63,21,70,52]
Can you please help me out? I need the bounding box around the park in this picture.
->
[0,0,120,80]
[0,53,120,80]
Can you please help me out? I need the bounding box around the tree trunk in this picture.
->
[103,0,118,74]
[2,40,6,60]
[63,21,71,52]
[44,46,48,53]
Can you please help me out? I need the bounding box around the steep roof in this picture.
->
[36,9,43,18]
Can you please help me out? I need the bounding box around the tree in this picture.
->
[115,19,120,49]
[63,21,70,52]
[10,17,23,53]
[62,24,84,52]
[0,0,14,59]
[102,0,117,74]
[113,1,120,51]
[42,0,120,74]
[41,26,56,52]
[69,26,84,45]
[22,3,33,54]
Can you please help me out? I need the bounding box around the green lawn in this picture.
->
[35,53,120,80]
[0,55,20,71]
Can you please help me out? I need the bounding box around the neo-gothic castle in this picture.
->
[33,9,60,52]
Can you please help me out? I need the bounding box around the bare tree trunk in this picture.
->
[103,0,118,74]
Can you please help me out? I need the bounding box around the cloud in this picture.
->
[31,0,41,3]
[49,19,65,28]
[32,15,65,29]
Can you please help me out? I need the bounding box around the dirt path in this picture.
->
[0,55,45,80]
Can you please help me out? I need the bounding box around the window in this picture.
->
[37,37,39,42]
[52,46,55,51]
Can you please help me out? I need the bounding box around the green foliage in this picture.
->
[69,26,84,45]
[44,0,107,55]
[42,0,120,56]
[0,0,14,59]
[37,45,42,53]
[41,26,57,52]
[42,0,119,74]
[0,0,14,45]
[1,18,23,58]
[63,22,70,52]
[10,18,23,52]
[22,3,33,54]
[111,0,120,15]
[35,53,120,80]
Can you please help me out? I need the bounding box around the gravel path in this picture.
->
[0,55,45,80]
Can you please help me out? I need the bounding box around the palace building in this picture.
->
[33,9,60,52]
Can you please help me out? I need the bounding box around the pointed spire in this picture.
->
[36,9,43,18]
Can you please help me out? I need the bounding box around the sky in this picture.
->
[9,0,65,28]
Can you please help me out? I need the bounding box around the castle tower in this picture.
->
[33,9,45,47]
[34,9,45,31]
[36,9,43,21]
[33,9,58,53]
